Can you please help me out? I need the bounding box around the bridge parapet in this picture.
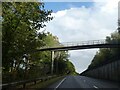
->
[37,39,120,51]
[61,39,106,47]
[40,39,109,49]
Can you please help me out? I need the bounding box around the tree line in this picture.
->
[87,30,120,70]
[2,2,76,83]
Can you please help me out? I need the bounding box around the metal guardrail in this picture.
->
[39,39,111,49]
[1,75,57,89]
[61,39,106,47]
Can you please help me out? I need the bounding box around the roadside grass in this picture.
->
[25,76,65,88]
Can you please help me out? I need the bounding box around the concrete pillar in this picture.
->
[51,51,54,75]
[55,51,60,74]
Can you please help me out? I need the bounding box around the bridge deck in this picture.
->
[37,43,120,51]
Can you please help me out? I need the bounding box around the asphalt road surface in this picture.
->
[49,75,120,89]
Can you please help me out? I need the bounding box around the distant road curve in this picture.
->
[49,75,120,89]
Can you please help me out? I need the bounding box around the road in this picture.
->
[49,75,120,89]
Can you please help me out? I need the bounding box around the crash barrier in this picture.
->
[1,75,58,89]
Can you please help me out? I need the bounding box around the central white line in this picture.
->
[54,78,66,90]
[93,85,99,89]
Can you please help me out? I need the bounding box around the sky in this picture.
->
[42,0,119,73]
[44,2,94,12]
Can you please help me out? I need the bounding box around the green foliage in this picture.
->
[2,2,53,72]
[88,31,120,69]
[2,2,52,82]
[2,2,76,83]
[54,53,76,75]
[88,20,120,70]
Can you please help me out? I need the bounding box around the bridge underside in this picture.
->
[36,44,120,51]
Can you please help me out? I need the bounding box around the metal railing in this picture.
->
[1,75,57,89]
[61,39,106,47]
[40,39,107,49]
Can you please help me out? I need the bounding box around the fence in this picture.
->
[81,60,120,82]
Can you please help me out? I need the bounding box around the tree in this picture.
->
[2,2,76,83]
[88,31,120,69]
[2,2,53,82]
[65,60,76,74]
[2,2,53,71]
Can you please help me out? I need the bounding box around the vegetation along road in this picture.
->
[2,1,120,89]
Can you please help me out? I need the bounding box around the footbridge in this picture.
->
[37,39,120,51]
[34,39,120,74]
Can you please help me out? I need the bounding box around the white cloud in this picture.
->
[45,1,118,73]
[69,49,98,73]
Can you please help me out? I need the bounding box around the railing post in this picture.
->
[51,51,54,75]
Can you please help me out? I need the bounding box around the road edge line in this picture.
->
[93,85,99,89]
[55,78,66,89]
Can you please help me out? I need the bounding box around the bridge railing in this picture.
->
[39,39,120,49]
[61,39,106,46]
[40,39,107,49]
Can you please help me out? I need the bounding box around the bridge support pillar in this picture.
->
[51,51,54,75]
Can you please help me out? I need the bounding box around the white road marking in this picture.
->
[93,85,99,89]
[54,78,66,89]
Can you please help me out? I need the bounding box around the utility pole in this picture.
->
[51,51,54,75]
